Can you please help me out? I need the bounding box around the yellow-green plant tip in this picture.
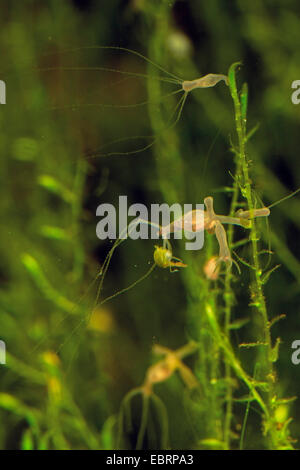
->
[228,61,242,94]
[38,174,75,204]
[39,226,70,241]
[22,253,39,273]
[198,438,227,450]
[21,429,35,450]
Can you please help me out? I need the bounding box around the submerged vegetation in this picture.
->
[1,0,300,450]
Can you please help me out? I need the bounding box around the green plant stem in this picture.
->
[223,138,242,448]
[228,63,288,449]
[145,3,223,446]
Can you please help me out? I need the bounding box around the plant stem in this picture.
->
[228,62,293,449]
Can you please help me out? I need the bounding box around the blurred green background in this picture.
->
[1,0,300,450]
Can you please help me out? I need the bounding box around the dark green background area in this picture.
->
[1,0,300,450]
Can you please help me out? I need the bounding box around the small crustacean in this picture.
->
[153,244,187,271]
[32,46,229,158]
[143,342,199,395]
[159,196,271,269]
[182,73,229,92]
[118,342,198,449]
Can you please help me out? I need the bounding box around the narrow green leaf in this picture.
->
[38,174,75,204]
[228,61,242,98]
[269,337,281,363]
[21,429,35,450]
[39,225,70,241]
[228,318,250,330]
[261,264,281,285]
